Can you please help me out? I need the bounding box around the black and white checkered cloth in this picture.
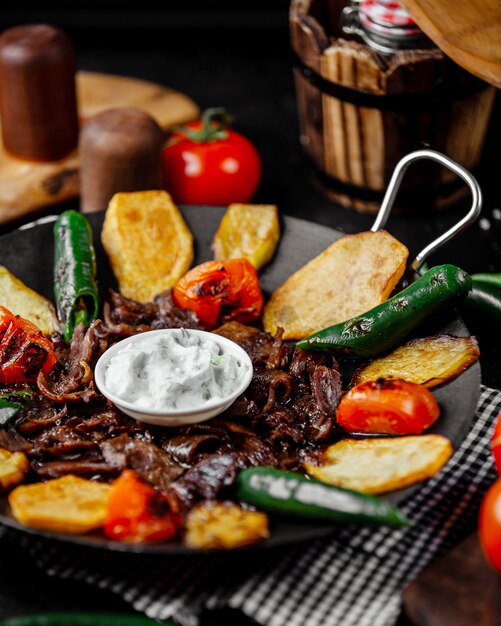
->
[2,385,500,626]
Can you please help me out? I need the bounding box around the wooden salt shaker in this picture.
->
[0,24,79,161]
[79,107,164,213]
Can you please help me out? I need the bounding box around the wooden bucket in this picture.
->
[290,0,496,213]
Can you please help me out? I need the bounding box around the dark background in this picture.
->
[0,2,499,624]
[1,0,499,272]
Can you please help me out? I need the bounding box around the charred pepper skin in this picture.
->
[297,265,472,358]
[236,467,408,528]
[53,211,99,341]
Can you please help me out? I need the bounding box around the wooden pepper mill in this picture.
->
[0,24,79,161]
[79,107,165,213]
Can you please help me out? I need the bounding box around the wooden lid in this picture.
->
[0,24,79,160]
[400,0,501,87]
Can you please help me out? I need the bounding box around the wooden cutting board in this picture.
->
[403,533,501,626]
[0,71,199,226]
[400,0,501,88]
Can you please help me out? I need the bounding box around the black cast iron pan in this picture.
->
[0,195,481,554]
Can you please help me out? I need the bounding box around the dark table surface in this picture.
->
[0,3,499,625]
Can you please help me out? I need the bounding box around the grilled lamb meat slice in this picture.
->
[171,453,242,508]
[100,434,184,493]
[103,289,204,337]
[214,322,274,366]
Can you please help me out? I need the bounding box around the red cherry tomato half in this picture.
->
[0,305,57,384]
[162,109,261,206]
[492,412,501,474]
[479,477,501,573]
[336,379,440,435]
[104,470,180,544]
[172,258,264,330]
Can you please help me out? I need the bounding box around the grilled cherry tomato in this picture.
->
[337,379,440,435]
[0,306,57,384]
[492,412,501,474]
[162,108,261,206]
[104,470,180,543]
[479,477,501,573]
[172,258,264,329]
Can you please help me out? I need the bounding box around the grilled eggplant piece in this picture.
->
[263,230,408,340]
[0,266,58,336]
[185,500,269,549]
[352,334,480,388]
[102,190,193,303]
[213,203,280,270]
[9,474,111,534]
[305,435,453,495]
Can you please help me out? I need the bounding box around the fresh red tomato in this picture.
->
[479,477,501,573]
[104,470,180,543]
[172,258,264,330]
[492,412,501,474]
[162,108,261,205]
[0,305,57,384]
[336,379,440,435]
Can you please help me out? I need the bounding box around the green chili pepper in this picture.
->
[0,389,33,428]
[0,614,165,626]
[53,211,99,341]
[297,265,471,358]
[0,398,22,428]
[463,278,501,324]
[471,272,501,290]
[0,389,33,402]
[236,467,408,528]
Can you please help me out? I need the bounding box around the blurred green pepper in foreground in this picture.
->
[0,613,166,626]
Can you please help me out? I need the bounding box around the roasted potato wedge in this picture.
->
[212,203,280,270]
[101,190,194,303]
[352,335,480,388]
[185,501,269,549]
[263,230,408,340]
[9,474,111,534]
[0,448,29,492]
[0,266,58,335]
[305,435,453,495]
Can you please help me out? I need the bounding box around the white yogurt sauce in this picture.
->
[104,328,247,411]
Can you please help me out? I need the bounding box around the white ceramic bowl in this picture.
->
[94,328,253,427]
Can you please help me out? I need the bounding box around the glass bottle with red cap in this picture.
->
[341,0,436,54]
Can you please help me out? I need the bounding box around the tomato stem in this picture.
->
[170,108,233,143]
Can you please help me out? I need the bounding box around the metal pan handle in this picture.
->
[371,149,482,270]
